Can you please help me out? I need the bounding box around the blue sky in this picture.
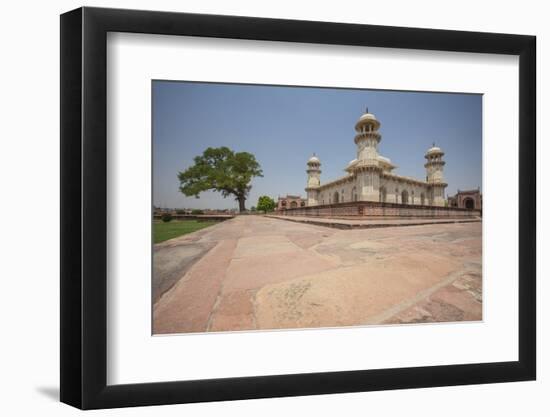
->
[153,81,482,210]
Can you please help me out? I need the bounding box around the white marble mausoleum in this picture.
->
[305,109,448,207]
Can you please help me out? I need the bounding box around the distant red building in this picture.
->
[277,195,307,211]
[448,188,482,211]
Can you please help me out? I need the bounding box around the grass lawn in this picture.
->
[153,220,218,244]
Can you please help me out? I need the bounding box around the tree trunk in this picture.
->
[237,195,246,212]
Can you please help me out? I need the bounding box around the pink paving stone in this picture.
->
[153,239,237,334]
[207,290,256,332]
[253,252,464,329]
[222,249,339,292]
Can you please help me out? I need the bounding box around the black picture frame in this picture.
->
[60,6,536,410]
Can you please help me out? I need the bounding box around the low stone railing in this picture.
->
[153,214,235,221]
[276,201,481,218]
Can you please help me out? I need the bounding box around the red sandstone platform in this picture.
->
[266,215,481,229]
[153,215,482,334]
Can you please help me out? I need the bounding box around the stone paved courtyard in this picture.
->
[153,215,482,334]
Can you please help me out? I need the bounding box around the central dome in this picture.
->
[358,113,377,123]
[355,109,381,131]
[307,155,320,164]
[426,146,443,155]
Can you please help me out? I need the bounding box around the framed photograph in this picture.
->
[60,6,536,409]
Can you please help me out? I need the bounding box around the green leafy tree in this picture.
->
[257,196,276,213]
[178,147,263,212]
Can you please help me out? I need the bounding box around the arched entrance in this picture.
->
[379,186,387,203]
[352,186,357,202]
[428,189,434,206]
[420,193,425,206]
[464,197,475,209]
[290,201,298,208]
[333,191,339,203]
[401,190,409,204]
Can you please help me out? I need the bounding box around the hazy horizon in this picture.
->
[153,81,482,210]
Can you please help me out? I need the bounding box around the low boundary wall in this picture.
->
[277,201,481,218]
[153,214,235,221]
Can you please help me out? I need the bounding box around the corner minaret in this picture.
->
[424,144,447,206]
[354,107,381,161]
[305,154,321,206]
[347,109,384,202]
